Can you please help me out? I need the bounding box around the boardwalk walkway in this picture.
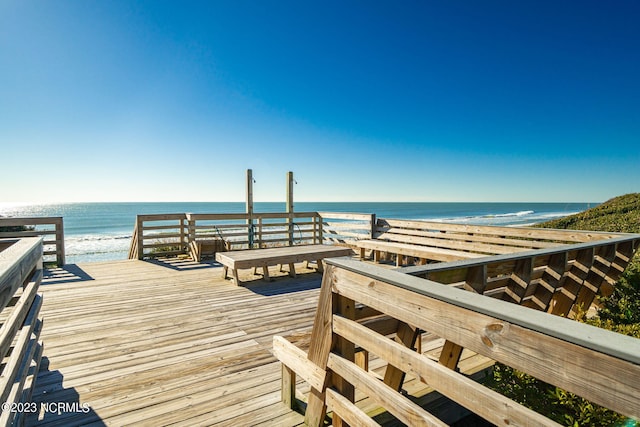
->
[28,258,490,426]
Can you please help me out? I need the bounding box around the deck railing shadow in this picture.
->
[243,273,323,296]
[26,357,106,426]
[42,264,94,285]
[145,257,220,272]
[1,237,46,426]
[0,217,65,266]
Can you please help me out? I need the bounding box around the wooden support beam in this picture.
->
[439,340,464,371]
[332,295,356,427]
[329,352,448,426]
[332,315,561,426]
[326,388,380,427]
[571,243,617,317]
[355,349,369,371]
[383,321,419,391]
[503,257,533,304]
[304,267,337,427]
[550,247,594,317]
[524,252,567,312]
[281,364,295,408]
[466,264,487,294]
[327,258,640,418]
[273,336,327,393]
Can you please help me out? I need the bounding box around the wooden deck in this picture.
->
[28,258,491,426]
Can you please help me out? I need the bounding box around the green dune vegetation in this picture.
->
[486,193,640,426]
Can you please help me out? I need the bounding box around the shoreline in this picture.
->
[2,201,593,264]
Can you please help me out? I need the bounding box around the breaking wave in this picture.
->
[427,210,579,227]
[65,234,133,263]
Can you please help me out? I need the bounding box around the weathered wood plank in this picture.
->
[326,388,381,427]
[0,294,43,405]
[30,260,327,426]
[272,336,326,392]
[382,321,419,391]
[304,266,337,427]
[356,240,484,263]
[216,244,352,285]
[402,236,635,278]
[327,258,640,418]
[379,226,560,249]
[329,352,449,426]
[377,218,623,242]
[332,294,356,427]
[333,315,560,426]
[0,269,41,361]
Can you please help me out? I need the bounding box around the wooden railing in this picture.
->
[375,218,623,246]
[273,234,640,426]
[362,218,624,264]
[0,237,45,426]
[129,214,189,260]
[187,211,324,249]
[0,217,64,266]
[319,212,376,245]
[129,211,377,260]
[401,235,640,318]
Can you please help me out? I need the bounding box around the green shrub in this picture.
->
[0,218,34,233]
[597,253,640,324]
[485,193,640,426]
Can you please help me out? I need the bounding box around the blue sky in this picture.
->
[1,1,639,203]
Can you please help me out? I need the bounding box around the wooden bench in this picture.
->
[0,238,44,427]
[354,218,572,267]
[215,244,353,285]
[355,239,485,266]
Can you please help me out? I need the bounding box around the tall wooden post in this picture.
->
[136,216,144,260]
[286,171,294,246]
[247,169,254,248]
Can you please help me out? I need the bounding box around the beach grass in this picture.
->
[486,193,640,426]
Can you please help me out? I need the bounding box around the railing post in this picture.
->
[369,213,376,239]
[136,216,144,260]
[312,214,318,244]
[178,214,187,251]
[304,265,336,427]
[186,214,193,244]
[281,364,296,408]
[55,217,65,266]
[332,294,356,427]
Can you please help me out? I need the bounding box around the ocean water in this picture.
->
[0,202,594,264]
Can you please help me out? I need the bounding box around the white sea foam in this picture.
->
[65,234,133,263]
[3,201,591,263]
[493,210,535,217]
[417,209,581,227]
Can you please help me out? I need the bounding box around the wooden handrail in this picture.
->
[128,212,632,266]
[377,218,622,242]
[274,233,640,425]
[0,237,45,426]
[318,212,376,244]
[400,235,640,318]
[130,211,370,260]
[127,214,188,260]
[0,217,65,265]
